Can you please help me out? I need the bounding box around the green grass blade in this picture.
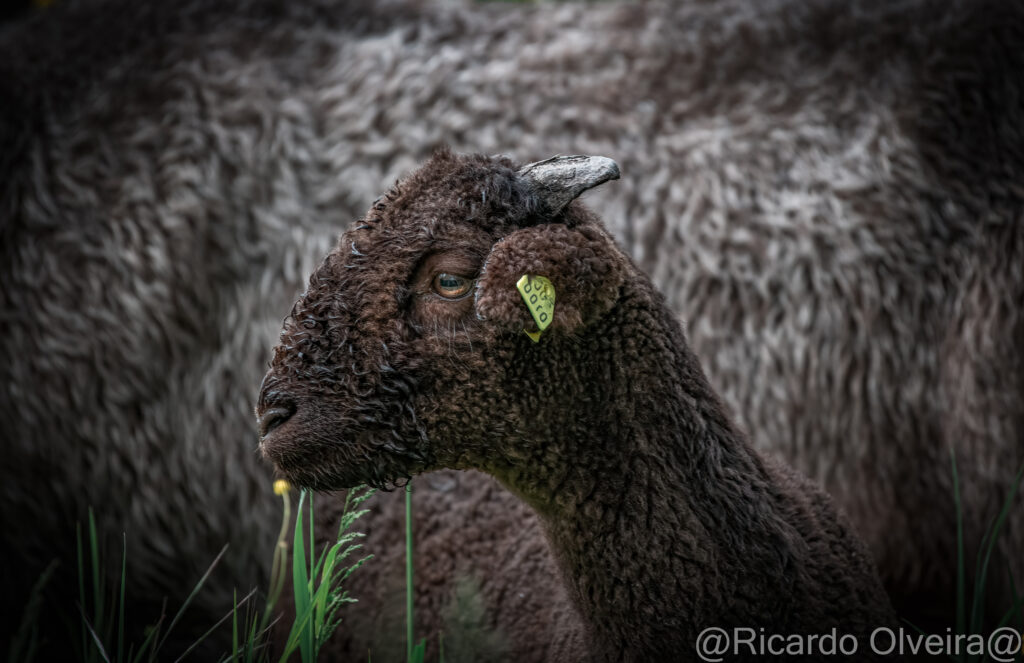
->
[232,589,239,661]
[245,608,260,663]
[278,603,317,662]
[306,492,318,661]
[969,521,994,638]
[993,579,1024,630]
[7,559,58,663]
[89,509,105,634]
[312,543,342,645]
[405,482,414,663]
[172,588,256,663]
[117,534,127,663]
[308,491,316,587]
[78,523,88,659]
[410,638,426,663]
[129,629,159,663]
[974,462,1024,635]
[291,490,312,662]
[156,543,229,654]
[80,607,113,663]
[142,598,167,663]
[950,448,966,636]
[1012,567,1024,630]
[129,609,163,663]
[245,597,271,663]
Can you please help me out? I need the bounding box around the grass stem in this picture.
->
[405,482,414,663]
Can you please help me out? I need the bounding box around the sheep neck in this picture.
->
[495,280,803,661]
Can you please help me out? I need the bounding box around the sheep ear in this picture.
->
[474,223,626,339]
[518,155,620,216]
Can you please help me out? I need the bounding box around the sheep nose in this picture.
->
[258,401,296,439]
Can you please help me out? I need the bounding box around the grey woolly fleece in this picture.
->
[1,0,1021,657]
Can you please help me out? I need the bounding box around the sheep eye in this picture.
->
[432,273,473,299]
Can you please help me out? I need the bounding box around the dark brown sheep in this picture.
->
[259,149,899,661]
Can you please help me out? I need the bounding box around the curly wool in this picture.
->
[1,0,1022,656]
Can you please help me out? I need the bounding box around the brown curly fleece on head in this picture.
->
[260,149,899,662]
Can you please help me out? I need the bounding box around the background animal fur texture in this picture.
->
[1,0,1021,658]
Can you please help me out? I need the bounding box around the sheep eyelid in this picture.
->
[430,271,476,300]
[430,279,476,301]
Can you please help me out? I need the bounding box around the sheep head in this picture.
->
[257,149,625,491]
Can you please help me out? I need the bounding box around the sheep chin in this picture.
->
[265,431,428,493]
[269,453,378,492]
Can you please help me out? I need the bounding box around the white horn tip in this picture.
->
[518,155,620,214]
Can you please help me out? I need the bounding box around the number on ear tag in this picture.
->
[516,275,555,343]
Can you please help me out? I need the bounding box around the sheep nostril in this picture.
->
[259,404,296,439]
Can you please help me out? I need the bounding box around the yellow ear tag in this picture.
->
[516,275,555,343]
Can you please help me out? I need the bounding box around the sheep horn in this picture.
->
[518,155,620,216]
